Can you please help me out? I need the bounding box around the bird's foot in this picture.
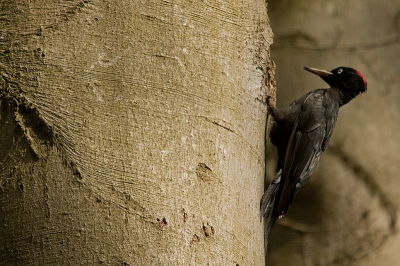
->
[266,95,276,114]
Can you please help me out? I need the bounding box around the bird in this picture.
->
[260,66,367,255]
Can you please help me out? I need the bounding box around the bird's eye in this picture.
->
[338,68,343,74]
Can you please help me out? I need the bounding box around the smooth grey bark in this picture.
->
[0,0,273,265]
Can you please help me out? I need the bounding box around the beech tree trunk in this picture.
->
[0,1,273,265]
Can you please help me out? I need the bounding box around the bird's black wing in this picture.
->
[260,90,339,254]
[275,90,338,216]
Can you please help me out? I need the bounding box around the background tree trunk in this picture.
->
[266,1,400,265]
[0,0,273,265]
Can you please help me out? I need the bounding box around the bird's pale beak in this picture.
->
[304,67,333,78]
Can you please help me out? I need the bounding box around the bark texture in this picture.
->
[0,0,273,265]
[266,0,400,265]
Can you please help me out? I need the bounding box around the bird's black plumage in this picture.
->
[261,66,367,254]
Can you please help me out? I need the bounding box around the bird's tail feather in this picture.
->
[260,169,282,256]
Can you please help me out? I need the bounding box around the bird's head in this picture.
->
[304,67,367,101]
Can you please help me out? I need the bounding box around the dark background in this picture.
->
[266,1,400,265]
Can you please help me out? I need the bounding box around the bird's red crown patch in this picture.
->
[356,70,367,85]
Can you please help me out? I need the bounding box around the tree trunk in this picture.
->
[0,1,273,265]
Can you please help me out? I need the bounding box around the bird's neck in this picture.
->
[331,87,359,107]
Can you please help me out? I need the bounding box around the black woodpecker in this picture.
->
[261,66,367,254]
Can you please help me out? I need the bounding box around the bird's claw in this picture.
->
[266,95,276,114]
[266,95,272,105]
